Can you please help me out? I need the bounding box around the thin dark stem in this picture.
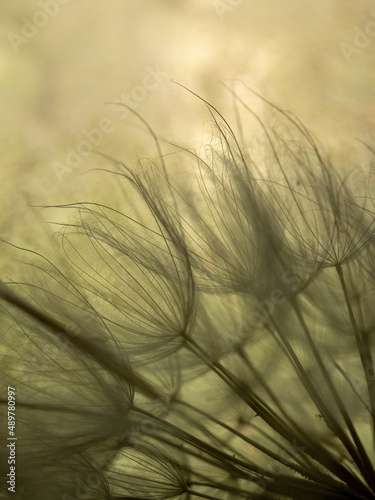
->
[291,294,375,490]
[185,489,222,500]
[336,264,375,443]
[131,405,260,475]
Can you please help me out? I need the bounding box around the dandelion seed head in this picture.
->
[3,88,375,499]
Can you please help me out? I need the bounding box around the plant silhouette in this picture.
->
[1,85,375,500]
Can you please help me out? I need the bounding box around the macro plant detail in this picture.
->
[1,84,375,499]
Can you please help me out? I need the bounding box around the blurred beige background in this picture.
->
[1,0,375,264]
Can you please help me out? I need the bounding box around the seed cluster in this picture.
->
[1,88,375,500]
